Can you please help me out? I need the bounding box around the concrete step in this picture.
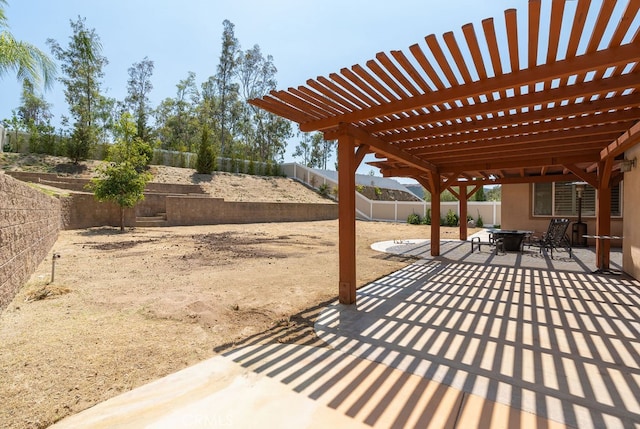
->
[136,214,168,227]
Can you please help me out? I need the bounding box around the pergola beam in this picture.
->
[299,42,640,132]
[378,77,640,139]
[397,110,640,151]
[409,132,617,159]
[248,2,640,305]
[337,123,438,174]
[600,120,640,161]
[561,164,598,188]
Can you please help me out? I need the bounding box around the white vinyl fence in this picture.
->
[282,163,501,226]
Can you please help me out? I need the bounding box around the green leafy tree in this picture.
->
[486,185,501,201]
[155,71,201,151]
[17,79,52,127]
[17,80,58,154]
[108,112,152,170]
[292,131,316,166]
[214,20,240,157]
[125,57,154,143]
[89,113,151,231]
[196,127,215,174]
[90,162,150,231]
[423,189,458,202]
[260,111,291,162]
[199,75,219,133]
[0,0,56,89]
[94,95,117,148]
[236,44,287,161]
[48,16,108,163]
[474,186,487,201]
[293,130,328,168]
[313,132,335,170]
[2,109,25,151]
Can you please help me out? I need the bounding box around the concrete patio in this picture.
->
[51,236,639,428]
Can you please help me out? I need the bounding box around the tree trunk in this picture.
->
[120,207,125,232]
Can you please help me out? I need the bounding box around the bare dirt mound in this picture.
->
[0,153,332,203]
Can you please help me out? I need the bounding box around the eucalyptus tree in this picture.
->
[155,72,201,151]
[214,19,241,157]
[315,133,336,170]
[292,131,315,167]
[94,95,117,147]
[125,57,154,143]
[260,112,291,162]
[2,109,25,151]
[0,0,56,89]
[48,16,108,163]
[17,79,52,127]
[236,44,291,162]
[17,79,56,153]
[237,44,272,159]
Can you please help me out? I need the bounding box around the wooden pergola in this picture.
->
[251,0,640,304]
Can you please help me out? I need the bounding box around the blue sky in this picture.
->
[1,0,614,175]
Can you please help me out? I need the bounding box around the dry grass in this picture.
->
[0,154,475,428]
[24,283,71,302]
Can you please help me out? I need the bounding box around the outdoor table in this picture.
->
[583,234,622,274]
[489,229,532,252]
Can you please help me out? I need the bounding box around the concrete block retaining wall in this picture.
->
[61,193,136,230]
[61,193,337,229]
[0,173,61,312]
[165,197,338,225]
[6,171,339,229]
[6,172,206,195]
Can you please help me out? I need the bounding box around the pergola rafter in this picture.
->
[250,0,640,304]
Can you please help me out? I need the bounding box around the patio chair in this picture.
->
[528,218,572,258]
[470,232,505,255]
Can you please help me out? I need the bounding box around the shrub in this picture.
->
[476,211,484,228]
[356,184,364,193]
[422,208,431,225]
[407,213,421,225]
[318,183,330,196]
[374,186,382,197]
[196,128,215,174]
[445,209,459,226]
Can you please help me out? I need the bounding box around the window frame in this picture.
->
[531,181,623,218]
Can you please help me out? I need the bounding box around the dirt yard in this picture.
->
[0,154,477,428]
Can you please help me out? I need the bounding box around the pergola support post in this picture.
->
[459,186,468,241]
[429,174,441,256]
[416,176,441,256]
[596,187,612,269]
[596,166,612,270]
[338,131,357,304]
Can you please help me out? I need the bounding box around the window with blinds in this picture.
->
[532,182,622,217]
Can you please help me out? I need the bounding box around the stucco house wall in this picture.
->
[501,183,624,247]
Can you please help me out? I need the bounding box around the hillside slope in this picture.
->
[0,153,332,203]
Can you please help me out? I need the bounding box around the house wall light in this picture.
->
[621,157,637,172]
